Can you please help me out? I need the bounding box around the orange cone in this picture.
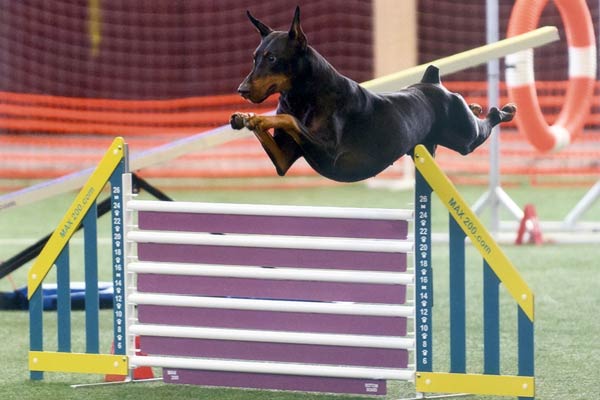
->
[515,204,543,245]
[105,336,154,382]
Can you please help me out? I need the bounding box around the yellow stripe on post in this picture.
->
[29,351,128,375]
[416,372,534,398]
[413,145,534,321]
[27,137,126,299]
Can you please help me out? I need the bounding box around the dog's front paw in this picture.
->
[229,112,268,132]
[230,112,248,130]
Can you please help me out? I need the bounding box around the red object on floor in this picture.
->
[105,336,154,382]
[515,204,543,245]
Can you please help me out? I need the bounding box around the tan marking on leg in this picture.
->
[469,103,483,117]
[246,114,304,144]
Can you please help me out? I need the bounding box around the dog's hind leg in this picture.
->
[434,94,516,155]
[468,103,517,151]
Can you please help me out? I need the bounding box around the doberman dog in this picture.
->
[231,7,516,183]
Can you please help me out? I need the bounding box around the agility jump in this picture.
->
[27,137,534,398]
[23,20,559,399]
[125,181,414,395]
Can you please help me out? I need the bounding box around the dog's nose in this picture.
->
[237,83,251,98]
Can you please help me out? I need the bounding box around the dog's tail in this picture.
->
[421,65,440,84]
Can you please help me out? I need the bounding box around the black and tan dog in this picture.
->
[231,7,516,182]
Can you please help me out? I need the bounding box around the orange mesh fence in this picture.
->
[0,90,276,184]
[1,82,599,187]
[0,91,276,135]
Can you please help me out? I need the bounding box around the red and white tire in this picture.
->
[506,0,596,152]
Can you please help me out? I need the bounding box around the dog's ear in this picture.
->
[247,10,273,37]
[288,6,307,50]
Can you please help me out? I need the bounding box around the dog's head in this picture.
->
[237,6,307,103]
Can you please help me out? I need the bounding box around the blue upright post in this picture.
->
[483,260,500,375]
[84,204,100,354]
[449,218,466,373]
[415,168,433,372]
[56,246,71,353]
[29,286,43,380]
[518,307,535,400]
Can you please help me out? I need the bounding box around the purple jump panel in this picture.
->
[137,274,407,304]
[141,336,409,369]
[138,243,407,272]
[139,211,408,240]
[132,206,413,396]
[163,368,386,396]
[138,305,408,336]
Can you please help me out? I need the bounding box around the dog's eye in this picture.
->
[267,55,277,63]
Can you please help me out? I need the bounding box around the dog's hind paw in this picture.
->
[487,103,517,126]
[500,103,517,122]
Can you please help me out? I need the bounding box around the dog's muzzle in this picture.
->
[237,83,251,99]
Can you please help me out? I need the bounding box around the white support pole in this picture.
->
[487,0,502,232]
[563,179,600,228]
[472,0,525,232]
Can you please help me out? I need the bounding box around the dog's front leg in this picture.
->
[231,112,304,176]
[231,112,305,143]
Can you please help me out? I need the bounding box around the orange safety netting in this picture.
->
[1,82,599,188]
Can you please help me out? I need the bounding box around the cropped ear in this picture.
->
[288,6,307,50]
[247,10,273,37]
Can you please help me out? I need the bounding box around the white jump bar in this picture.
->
[129,324,414,350]
[128,199,413,221]
[129,355,416,381]
[128,261,414,285]
[127,230,413,253]
[128,293,414,317]
[362,26,560,92]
